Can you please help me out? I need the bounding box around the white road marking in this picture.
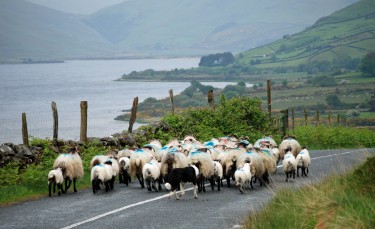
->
[61,149,368,229]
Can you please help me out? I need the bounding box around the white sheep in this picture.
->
[143,140,163,161]
[278,137,302,163]
[187,151,215,192]
[53,151,84,193]
[47,167,64,197]
[142,157,162,191]
[296,147,311,177]
[224,148,246,188]
[118,156,131,186]
[91,161,113,194]
[283,151,297,182]
[257,148,277,184]
[90,155,109,168]
[129,149,152,188]
[160,147,189,182]
[237,151,266,188]
[234,161,252,194]
[117,148,134,159]
[212,161,223,191]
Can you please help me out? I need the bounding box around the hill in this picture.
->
[85,0,358,57]
[0,0,116,61]
[0,0,357,61]
[235,0,375,71]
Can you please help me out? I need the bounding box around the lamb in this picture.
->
[118,156,131,186]
[296,147,311,177]
[91,161,114,194]
[234,161,252,194]
[160,147,189,183]
[142,157,162,191]
[187,151,215,192]
[129,149,152,188]
[164,165,199,200]
[52,149,84,193]
[212,161,223,191]
[278,137,302,163]
[283,150,297,182]
[47,167,64,197]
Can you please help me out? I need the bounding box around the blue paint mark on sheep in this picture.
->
[190,151,202,156]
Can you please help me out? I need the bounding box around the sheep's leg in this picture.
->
[136,173,145,188]
[250,178,254,189]
[285,172,289,182]
[237,184,244,194]
[202,177,206,192]
[92,180,96,194]
[226,175,231,188]
[105,181,110,192]
[57,183,62,196]
[157,177,162,191]
[65,180,72,193]
[217,177,221,191]
[293,170,296,180]
[119,172,123,184]
[73,178,77,192]
[210,176,215,191]
[48,183,52,197]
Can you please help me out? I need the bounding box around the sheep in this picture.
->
[118,156,131,186]
[117,148,134,159]
[91,161,113,194]
[257,148,277,184]
[90,155,109,168]
[129,149,152,188]
[254,136,278,149]
[47,167,64,197]
[234,161,253,194]
[187,151,215,192]
[283,150,297,182]
[237,151,266,188]
[143,140,163,161]
[164,165,199,200]
[142,157,162,191]
[296,147,311,177]
[160,147,189,183]
[212,161,223,191]
[53,149,84,193]
[224,148,246,188]
[278,137,302,164]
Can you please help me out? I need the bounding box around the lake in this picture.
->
[0,58,240,144]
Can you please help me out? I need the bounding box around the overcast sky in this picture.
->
[25,0,126,15]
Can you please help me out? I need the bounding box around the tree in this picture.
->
[325,95,343,107]
[360,52,375,77]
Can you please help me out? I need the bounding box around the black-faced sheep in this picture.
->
[160,148,188,183]
[296,147,311,177]
[187,151,215,192]
[48,167,64,197]
[142,157,162,191]
[91,161,113,194]
[53,150,84,194]
[283,150,297,182]
[278,137,302,163]
[118,156,131,186]
[129,149,152,188]
[164,165,199,200]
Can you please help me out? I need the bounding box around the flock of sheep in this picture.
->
[47,135,311,199]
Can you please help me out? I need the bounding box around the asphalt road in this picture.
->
[0,148,373,229]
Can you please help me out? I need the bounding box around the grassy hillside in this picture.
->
[235,0,375,69]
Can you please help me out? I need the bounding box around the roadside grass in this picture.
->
[243,155,375,229]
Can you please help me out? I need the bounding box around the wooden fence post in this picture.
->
[169,89,174,115]
[208,89,214,110]
[291,108,295,130]
[80,101,88,143]
[328,111,331,127]
[316,110,320,126]
[337,114,340,126]
[128,97,139,133]
[280,109,289,137]
[267,80,271,119]
[22,112,29,146]
[304,109,308,126]
[51,101,58,141]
